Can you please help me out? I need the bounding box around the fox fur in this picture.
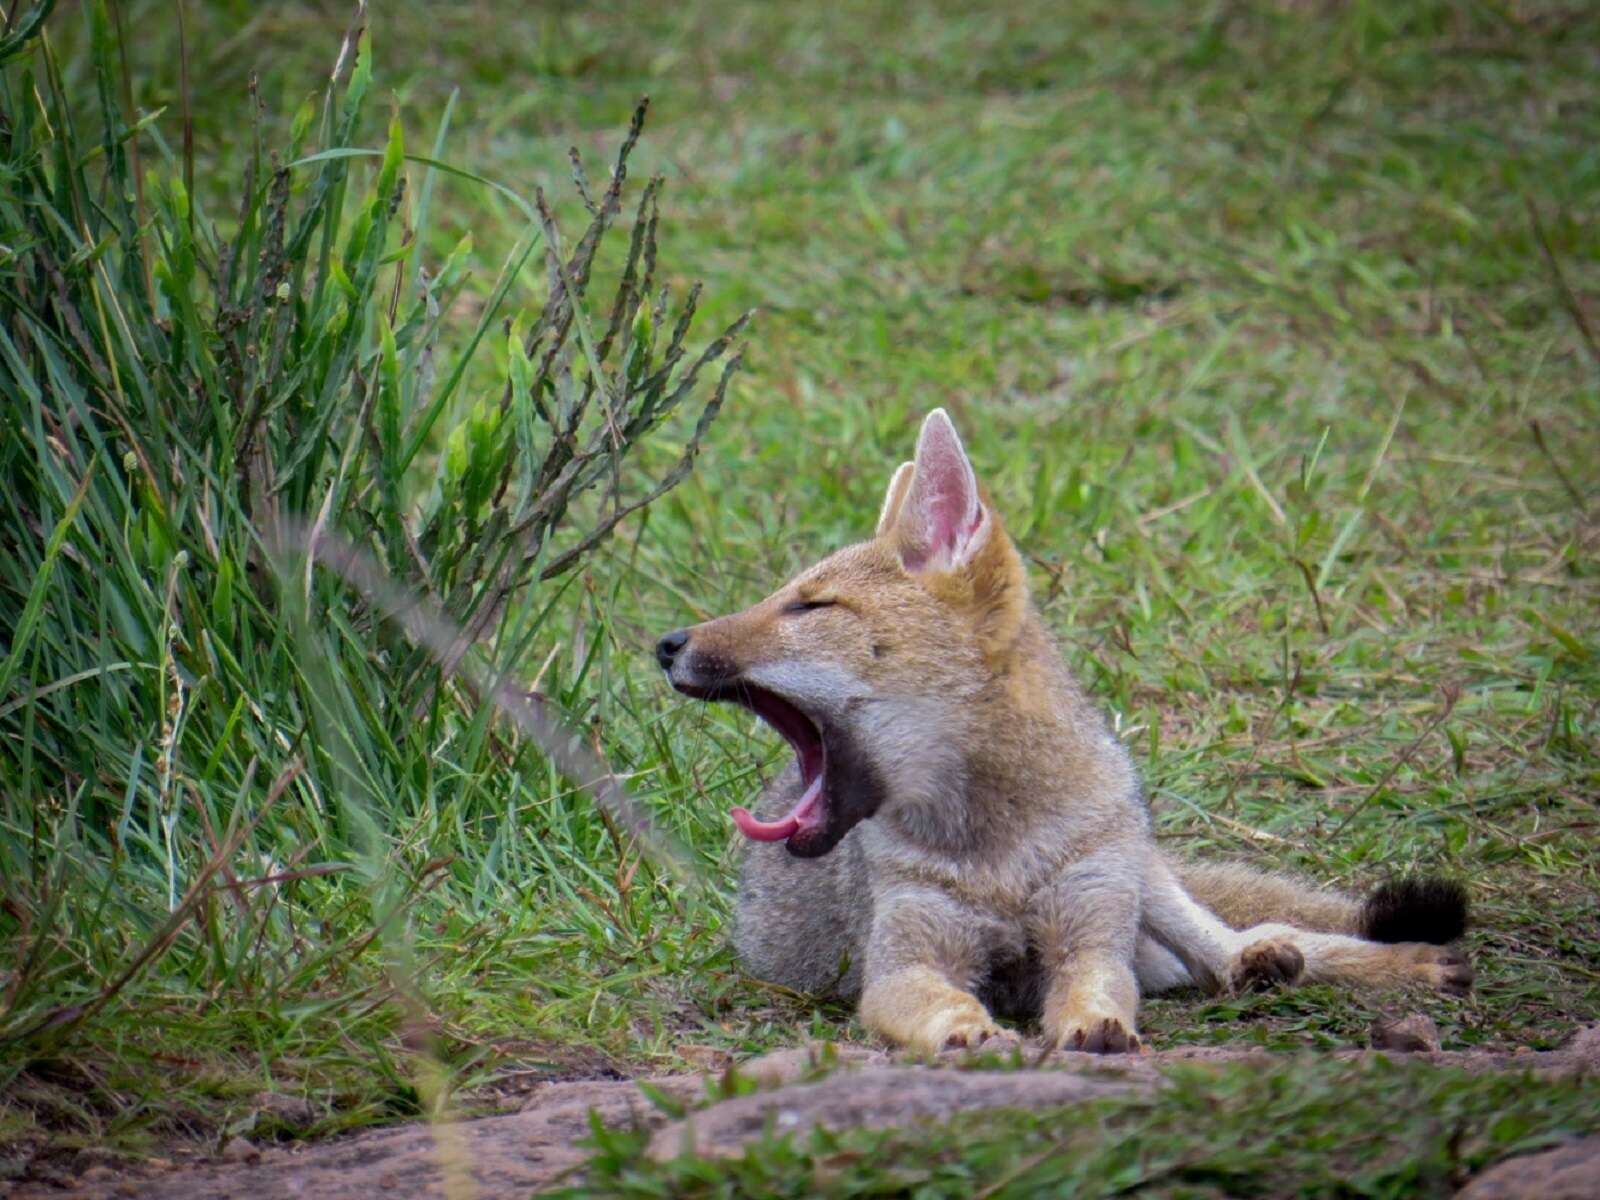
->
[658,409,1471,1055]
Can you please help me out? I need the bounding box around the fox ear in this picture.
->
[895,408,991,573]
[875,461,915,538]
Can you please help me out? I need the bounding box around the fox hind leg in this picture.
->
[1227,878,1471,993]
[1286,931,1472,994]
[1142,859,1472,996]
[1226,923,1472,994]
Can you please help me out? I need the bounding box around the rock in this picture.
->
[1456,1135,1600,1198]
[219,1137,261,1164]
[738,1042,884,1088]
[677,1045,735,1074]
[107,1075,694,1198]
[47,1028,1600,1198]
[647,1066,1141,1161]
[254,1091,318,1127]
[71,1147,123,1171]
[1371,1013,1442,1053]
[1563,1024,1600,1071]
[78,1165,119,1182]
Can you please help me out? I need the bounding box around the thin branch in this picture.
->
[1328,686,1461,839]
[275,524,698,890]
[1525,195,1600,372]
[1528,420,1585,510]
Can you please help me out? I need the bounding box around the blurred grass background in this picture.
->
[2,0,1597,1179]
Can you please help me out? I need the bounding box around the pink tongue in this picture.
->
[731,774,824,842]
[730,807,798,841]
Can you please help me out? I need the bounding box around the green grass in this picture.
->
[3,0,1598,1184]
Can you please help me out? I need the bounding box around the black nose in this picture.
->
[655,629,690,670]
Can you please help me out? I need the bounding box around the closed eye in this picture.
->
[783,598,837,614]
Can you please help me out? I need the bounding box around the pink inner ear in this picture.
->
[902,412,983,569]
[919,477,981,555]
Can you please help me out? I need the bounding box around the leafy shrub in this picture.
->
[0,0,746,1053]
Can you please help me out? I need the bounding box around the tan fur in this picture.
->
[1176,861,1363,935]
[859,966,1012,1051]
[1231,928,1472,993]
[666,410,1471,1055]
[875,461,915,537]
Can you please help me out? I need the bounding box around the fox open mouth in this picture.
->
[671,682,829,849]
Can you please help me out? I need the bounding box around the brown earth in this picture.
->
[11,1025,1597,1200]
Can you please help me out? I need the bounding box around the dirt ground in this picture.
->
[10,1025,1596,1200]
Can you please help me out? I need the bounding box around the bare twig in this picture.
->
[1292,557,1330,634]
[273,524,698,889]
[1528,420,1585,510]
[174,0,193,238]
[1524,195,1600,371]
[3,759,302,1046]
[1328,686,1461,839]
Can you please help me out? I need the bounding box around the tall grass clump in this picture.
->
[0,0,747,1102]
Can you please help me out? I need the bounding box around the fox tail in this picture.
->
[1176,861,1467,945]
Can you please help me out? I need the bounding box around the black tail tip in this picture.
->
[1361,876,1469,944]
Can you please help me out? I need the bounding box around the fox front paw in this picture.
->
[1054,1014,1141,1055]
[1230,938,1307,992]
[922,1006,1015,1054]
[1397,943,1474,994]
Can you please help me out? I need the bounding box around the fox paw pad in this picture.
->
[1231,939,1306,991]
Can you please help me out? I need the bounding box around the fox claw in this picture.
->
[939,1019,1014,1052]
[1057,1016,1141,1055]
[952,1029,1022,1057]
[904,1003,1012,1056]
[1401,944,1474,994]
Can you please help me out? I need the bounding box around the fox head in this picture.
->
[656,409,1033,857]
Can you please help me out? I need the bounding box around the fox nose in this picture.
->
[655,629,690,671]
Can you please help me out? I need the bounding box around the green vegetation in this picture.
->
[2,0,1597,1185]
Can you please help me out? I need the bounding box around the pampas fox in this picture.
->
[656,409,1470,1055]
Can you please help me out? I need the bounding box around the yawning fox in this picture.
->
[657,409,1471,1055]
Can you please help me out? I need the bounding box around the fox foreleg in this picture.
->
[1032,850,1144,1054]
[857,887,1017,1055]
